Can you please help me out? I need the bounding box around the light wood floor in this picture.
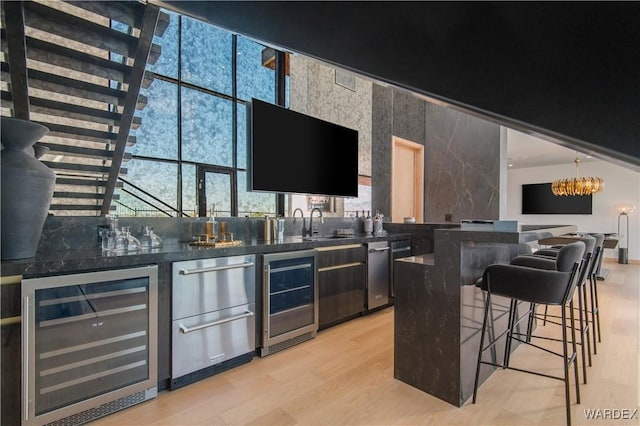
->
[93,260,639,425]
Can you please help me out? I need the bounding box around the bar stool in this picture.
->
[511,236,594,384]
[473,242,585,426]
[527,235,598,356]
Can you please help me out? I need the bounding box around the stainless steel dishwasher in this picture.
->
[367,241,390,310]
[171,255,256,388]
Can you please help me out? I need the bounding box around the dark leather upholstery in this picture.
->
[480,242,585,305]
[590,233,604,251]
[589,233,605,273]
[512,241,587,273]
[534,235,595,262]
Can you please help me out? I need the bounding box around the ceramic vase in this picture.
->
[1,117,56,260]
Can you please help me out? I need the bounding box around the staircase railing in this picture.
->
[118,176,190,217]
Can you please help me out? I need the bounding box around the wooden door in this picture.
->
[391,136,424,223]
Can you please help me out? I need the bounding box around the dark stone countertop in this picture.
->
[1,233,410,278]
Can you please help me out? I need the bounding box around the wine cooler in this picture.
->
[21,265,158,425]
[261,250,317,356]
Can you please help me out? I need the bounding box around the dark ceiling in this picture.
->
[153,1,640,171]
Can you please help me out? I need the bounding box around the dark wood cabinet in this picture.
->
[316,245,366,330]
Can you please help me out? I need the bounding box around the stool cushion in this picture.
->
[510,255,557,270]
[481,242,584,304]
[534,235,595,262]
[482,265,575,305]
[533,248,561,257]
[512,241,585,272]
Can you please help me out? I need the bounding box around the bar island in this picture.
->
[393,224,576,406]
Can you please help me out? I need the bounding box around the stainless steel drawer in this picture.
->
[172,255,255,320]
[171,303,255,379]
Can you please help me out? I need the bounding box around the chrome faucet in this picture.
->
[308,207,324,236]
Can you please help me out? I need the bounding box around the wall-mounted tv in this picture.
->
[247,98,359,197]
[522,183,592,214]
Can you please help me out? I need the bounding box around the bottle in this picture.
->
[373,210,384,235]
[149,227,163,248]
[263,215,272,242]
[103,215,119,251]
[115,227,128,252]
[140,226,153,250]
[205,205,218,242]
[124,227,141,252]
[364,210,373,235]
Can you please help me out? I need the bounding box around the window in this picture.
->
[148,10,179,78]
[117,11,287,217]
[119,160,178,216]
[181,16,232,95]
[181,87,233,166]
[133,80,178,160]
[236,36,275,103]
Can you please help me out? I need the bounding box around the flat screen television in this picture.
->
[522,183,592,214]
[247,98,359,197]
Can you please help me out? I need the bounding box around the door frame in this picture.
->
[197,165,237,217]
[391,136,424,222]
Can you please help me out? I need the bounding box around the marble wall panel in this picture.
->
[372,84,393,218]
[391,89,426,145]
[289,62,500,223]
[289,55,373,176]
[424,103,500,223]
[394,260,460,406]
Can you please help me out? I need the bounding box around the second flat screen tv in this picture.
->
[522,183,592,214]
[247,98,359,197]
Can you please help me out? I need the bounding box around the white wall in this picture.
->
[506,160,640,261]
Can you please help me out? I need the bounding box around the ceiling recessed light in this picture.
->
[508,164,513,167]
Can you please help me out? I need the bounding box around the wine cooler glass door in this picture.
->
[22,266,158,425]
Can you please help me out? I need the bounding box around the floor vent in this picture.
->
[45,388,156,426]
[260,331,315,357]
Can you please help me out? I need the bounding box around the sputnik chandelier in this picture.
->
[551,152,604,196]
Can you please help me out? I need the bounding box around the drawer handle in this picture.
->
[318,262,363,272]
[369,247,390,252]
[179,261,254,275]
[179,311,254,334]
